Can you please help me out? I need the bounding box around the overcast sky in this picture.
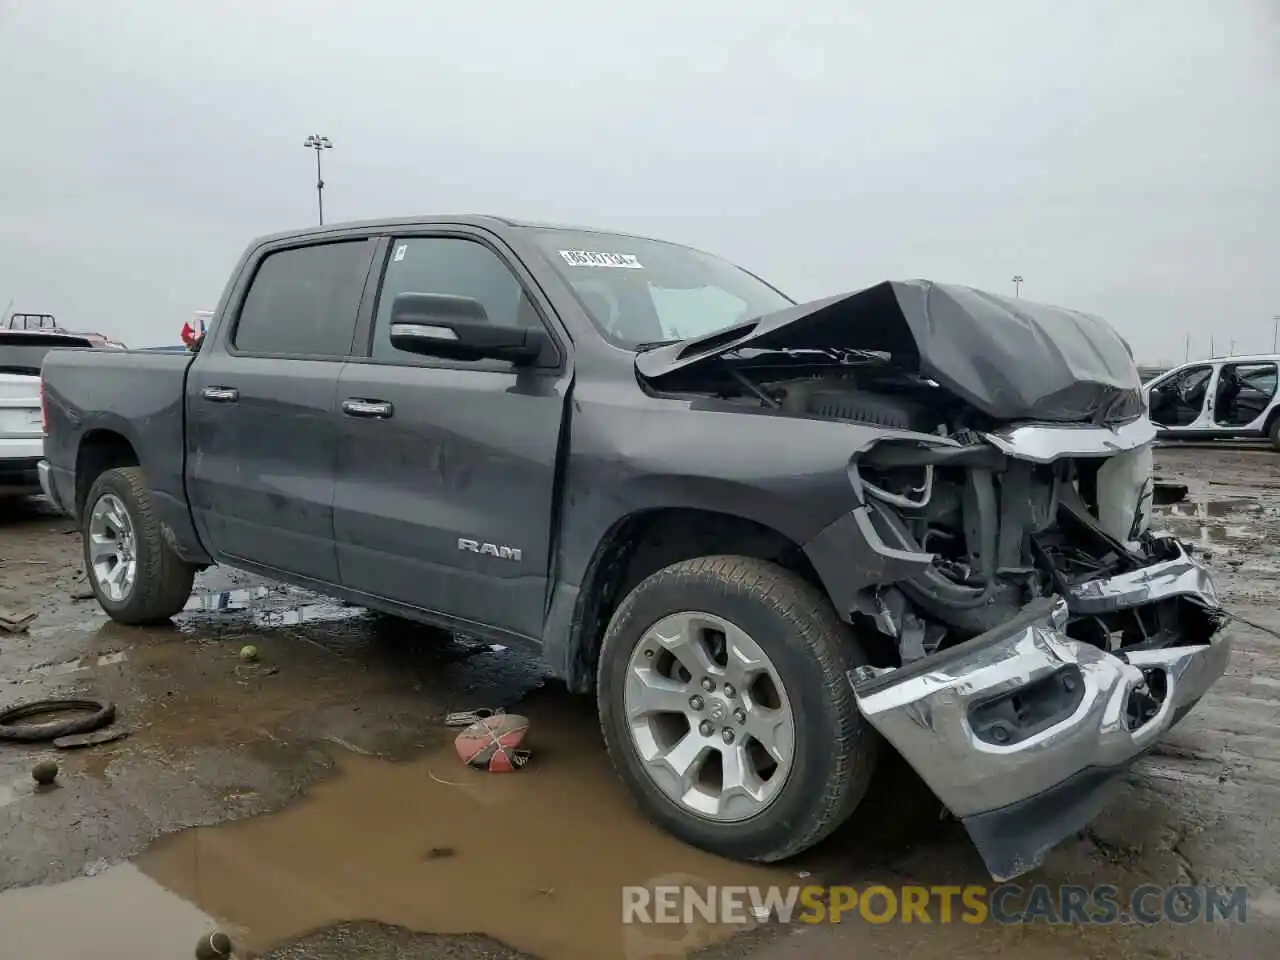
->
[1,0,1275,363]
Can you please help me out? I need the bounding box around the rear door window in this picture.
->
[1238,363,1278,396]
[233,240,374,357]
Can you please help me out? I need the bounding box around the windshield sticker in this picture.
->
[559,250,644,269]
[393,244,407,262]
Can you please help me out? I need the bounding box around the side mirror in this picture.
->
[388,292,547,365]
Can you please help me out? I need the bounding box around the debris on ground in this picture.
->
[444,707,504,726]
[54,728,129,750]
[1152,478,1190,505]
[31,759,58,784]
[66,579,96,601]
[194,931,234,959]
[0,607,37,633]
[0,698,116,742]
[454,713,531,772]
[239,644,260,663]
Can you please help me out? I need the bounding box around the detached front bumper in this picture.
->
[851,558,1233,881]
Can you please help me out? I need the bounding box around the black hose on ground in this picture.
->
[1226,611,1280,642]
[0,699,116,742]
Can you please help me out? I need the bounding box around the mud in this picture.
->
[1,446,1279,960]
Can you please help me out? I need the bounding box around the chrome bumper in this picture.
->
[851,556,1232,880]
[1066,539,1219,612]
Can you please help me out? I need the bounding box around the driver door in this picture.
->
[1148,363,1216,435]
[332,231,572,640]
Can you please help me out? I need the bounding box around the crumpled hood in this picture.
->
[635,279,1144,424]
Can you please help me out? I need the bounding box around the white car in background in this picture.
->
[1143,354,1280,449]
[0,330,115,497]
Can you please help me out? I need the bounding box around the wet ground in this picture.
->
[1,443,1278,959]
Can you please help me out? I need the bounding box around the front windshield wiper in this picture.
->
[634,339,680,353]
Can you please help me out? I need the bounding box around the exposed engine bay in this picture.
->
[702,360,1223,680]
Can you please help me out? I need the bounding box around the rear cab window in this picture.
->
[232,240,374,357]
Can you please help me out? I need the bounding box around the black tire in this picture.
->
[1269,415,1280,452]
[82,466,196,625]
[596,555,879,862]
[0,698,115,742]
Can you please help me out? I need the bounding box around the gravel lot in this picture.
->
[1,444,1277,959]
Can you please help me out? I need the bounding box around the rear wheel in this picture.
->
[596,555,878,862]
[82,467,196,625]
[1269,415,1280,452]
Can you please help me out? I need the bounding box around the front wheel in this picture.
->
[82,467,197,625]
[1269,416,1280,452]
[596,555,879,862]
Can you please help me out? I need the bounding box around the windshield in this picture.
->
[530,229,793,349]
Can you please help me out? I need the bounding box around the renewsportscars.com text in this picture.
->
[622,884,1250,926]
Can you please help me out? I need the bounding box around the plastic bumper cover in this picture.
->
[851,591,1233,881]
[37,459,68,514]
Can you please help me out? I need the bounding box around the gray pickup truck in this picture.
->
[39,215,1232,880]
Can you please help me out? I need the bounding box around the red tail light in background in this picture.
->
[40,379,49,434]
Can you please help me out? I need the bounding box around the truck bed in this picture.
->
[41,347,195,528]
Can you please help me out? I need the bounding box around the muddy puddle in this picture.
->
[1,695,784,960]
[1152,491,1266,546]
[180,584,366,629]
[0,862,223,958]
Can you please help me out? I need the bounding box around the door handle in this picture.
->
[342,398,394,419]
[201,386,239,403]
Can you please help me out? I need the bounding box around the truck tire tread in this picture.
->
[596,555,878,863]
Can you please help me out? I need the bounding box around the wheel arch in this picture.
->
[1262,404,1280,442]
[555,507,821,693]
[75,429,140,520]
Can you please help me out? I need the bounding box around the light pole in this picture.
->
[1012,275,1024,298]
[1272,316,1279,353]
[303,134,333,225]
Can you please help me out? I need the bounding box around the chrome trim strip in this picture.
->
[981,417,1157,463]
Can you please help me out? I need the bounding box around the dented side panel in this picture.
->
[538,382,899,685]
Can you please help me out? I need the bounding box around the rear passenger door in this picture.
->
[333,230,571,640]
[188,237,378,583]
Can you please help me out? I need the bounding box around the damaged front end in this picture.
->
[844,420,1231,881]
[636,279,1234,881]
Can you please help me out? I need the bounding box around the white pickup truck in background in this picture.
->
[0,329,121,497]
